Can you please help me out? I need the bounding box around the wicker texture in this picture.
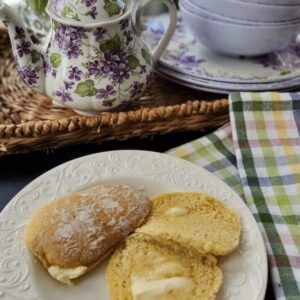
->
[0,31,229,155]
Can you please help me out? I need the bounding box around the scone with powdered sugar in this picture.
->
[23,184,150,285]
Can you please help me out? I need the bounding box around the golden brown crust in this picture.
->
[24,184,150,270]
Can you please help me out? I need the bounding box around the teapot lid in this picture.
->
[51,0,126,23]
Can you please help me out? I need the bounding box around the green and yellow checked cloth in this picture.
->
[169,92,300,300]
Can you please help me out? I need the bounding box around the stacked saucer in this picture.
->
[144,15,300,94]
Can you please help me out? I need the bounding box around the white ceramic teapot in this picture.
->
[0,0,177,115]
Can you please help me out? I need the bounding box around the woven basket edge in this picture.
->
[0,98,228,139]
[0,114,230,156]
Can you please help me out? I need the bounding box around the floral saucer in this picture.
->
[144,14,300,84]
[156,62,300,94]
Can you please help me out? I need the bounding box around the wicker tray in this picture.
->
[0,31,229,156]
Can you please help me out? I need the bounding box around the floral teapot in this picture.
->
[0,0,177,115]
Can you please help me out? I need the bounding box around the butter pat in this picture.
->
[48,266,87,285]
[165,207,189,217]
[131,277,195,300]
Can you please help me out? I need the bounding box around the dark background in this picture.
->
[0,131,204,211]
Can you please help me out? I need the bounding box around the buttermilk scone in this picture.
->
[137,192,241,256]
[106,233,222,300]
[24,184,150,285]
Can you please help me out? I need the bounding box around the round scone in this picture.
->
[106,233,222,300]
[23,184,150,285]
[136,192,241,256]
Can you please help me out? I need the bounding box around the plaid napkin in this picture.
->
[168,92,300,300]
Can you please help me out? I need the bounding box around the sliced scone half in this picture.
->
[106,233,222,300]
[136,192,241,256]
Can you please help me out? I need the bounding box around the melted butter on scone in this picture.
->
[152,261,188,277]
[165,207,189,216]
[131,259,195,300]
[131,277,195,300]
[106,234,222,300]
[48,266,87,285]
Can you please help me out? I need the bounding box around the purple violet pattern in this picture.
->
[102,101,112,107]
[96,85,116,100]
[14,25,44,90]
[112,63,130,83]
[87,7,98,20]
[102,100,114,107]
[15,26,26,39]
[52,69,57,78]
[65,81,75,90]
[130,81,144,98]
[49,17,150,109]
[67,44,80,59]
[102,53,119,73]
[108,51,126,71]
[19,67,38,86]
[87,49,132,84]
[81,0,97,7]
[88,60,103,76]
[119,19,129,30]
[54,25,67,49]
[16,40,31,57]
[56,87,73,102]
[255,41,300,71]
[44,60,51,74]
[55,24,86,59]
[181,56,205,69]
[93,28,107,42]
[69,67,82,81]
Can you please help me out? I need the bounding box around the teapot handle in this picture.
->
[133,0,177,64]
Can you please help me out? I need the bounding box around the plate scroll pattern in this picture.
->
[0,150,267,300]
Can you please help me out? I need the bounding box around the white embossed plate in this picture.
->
[0,150,268,300]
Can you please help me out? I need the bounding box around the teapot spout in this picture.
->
[0,0,46,93]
